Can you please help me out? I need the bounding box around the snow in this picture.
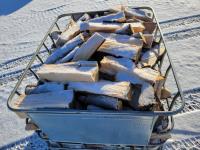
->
[0,0,200,149]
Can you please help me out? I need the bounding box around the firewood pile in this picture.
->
[15,6,172,112]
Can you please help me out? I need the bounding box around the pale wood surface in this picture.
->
[80,22,123,32]
[140,44,165,67]
[68,80,132,100]
[161,88,172,99]
[98,39,140,60]
[13,90,74,109]
[89,11,126,23]
[72,33,105,61]
[56,21,80,47]
[98,32,143,47]
[37,61,99,82]
[100,56,164,98]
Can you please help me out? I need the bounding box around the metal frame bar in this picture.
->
[7,6,185,117]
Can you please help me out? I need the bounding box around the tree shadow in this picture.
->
[0,0,32,16]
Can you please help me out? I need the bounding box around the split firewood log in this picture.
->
[140,33,154,48]
[124,8,153,22]
[115,23,132,35]
[37,61,99,82]
[78,94,122,110]
[110,6,153,22]
[97,39,141,61]
[56,46,79,63]
[140,44,165,67]
[13,90,74,109]
[100,56,163,84]
[143,22,157,34]
[25,82,64,95]
[128,22,145,33]
[89,11,126,23]
[100,56,164,98]
[45,34,84,64]
[98,32,143,47]
[72,33,105,61]
[56,20,80,47]
[161,88,171,99]
[130,82,156,109]
[79,22,145,33]
[79,22,123,32]
[68,80,132,100]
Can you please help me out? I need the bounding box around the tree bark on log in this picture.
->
[129,82,156,109]
[25,82,64,95]
[13,90,74,109]
[87,105,105,110]
[72,33,105,61]
[79,94,122,110]
[68,80,132,100]
[143,22,157,34]
[56,46,79,63]
[45,34,84,64]
[37,61,99,82]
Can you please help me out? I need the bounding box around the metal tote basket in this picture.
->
[7,6,185,149]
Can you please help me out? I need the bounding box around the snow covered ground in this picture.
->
[0,0,200,149]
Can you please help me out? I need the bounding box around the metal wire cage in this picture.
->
[7,6,185,149]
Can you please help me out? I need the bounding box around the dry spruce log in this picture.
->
[79,94,122,110]
[80,22,122,32]
[97,39,141,61]
[100,56,164,98]
[89,11,126,23]
[37,61,99,82]
[56,46,79,63]
[72,33,105,61]
[140,44,165,67]
[14,90,74,109]
[68,80,132,100]
[98,32,143,47]
[45,34,84,64]
[79,22,145,33]
[110,6,153,22]
[25,82,64,95]
[56,20,80,47]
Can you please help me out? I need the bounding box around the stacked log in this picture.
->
[16,6,170,113]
